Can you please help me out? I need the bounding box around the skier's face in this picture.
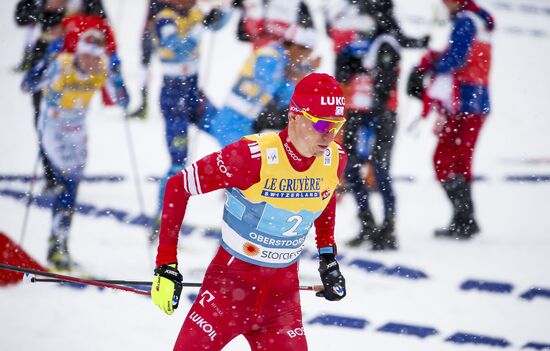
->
[76,53,103,73]
[76,30,106,73]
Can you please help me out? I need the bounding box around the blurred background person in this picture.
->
[408,0,494,240]
[233,0,313,48]
[149,0,230,240]
[16,0,107,194]
[206,24,319,146]
[326,0,429,250]
[127,0,167,119]
[22,25,128,270]
[13,0,40,72]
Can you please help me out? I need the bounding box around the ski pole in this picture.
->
[19,151,41,246]
[30,277,201,288]
[122,112,146,218]
[30,277,323,292]
[406,115,423,135]
[0,263,150,296]
[121,111,154,262]
[1,263,324,292]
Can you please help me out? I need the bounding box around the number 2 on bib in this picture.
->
[282,215,303,236]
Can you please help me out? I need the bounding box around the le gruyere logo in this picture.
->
[261,176,322,198]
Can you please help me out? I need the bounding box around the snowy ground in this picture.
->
[1,0,550,350]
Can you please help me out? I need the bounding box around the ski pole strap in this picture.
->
[154,264,183,283]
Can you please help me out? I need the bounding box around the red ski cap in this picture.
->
[290,73,346,118]
[62,15,117,54]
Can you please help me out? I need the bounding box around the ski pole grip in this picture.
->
[299,284,324,292]
[313,284,324,292]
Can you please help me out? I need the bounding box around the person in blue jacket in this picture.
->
[150,0,229,239]
[207,24,318,147]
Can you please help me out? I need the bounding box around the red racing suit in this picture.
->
[156,128,347,350]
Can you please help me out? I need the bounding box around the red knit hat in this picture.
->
[290,73,346,118]
[62,15,117,54]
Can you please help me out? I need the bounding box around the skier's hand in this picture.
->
[115,84,130,109]
[406,66,426,100]
[111,72,130,109]
[151,264,183,315]
[419,35,431,48]
[316,252,346,301]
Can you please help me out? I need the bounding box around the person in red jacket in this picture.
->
[151,73,348,350]
[408,0,494,239]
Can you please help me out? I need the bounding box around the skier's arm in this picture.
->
[15,0,41,26]
[228,50,286,123]
[36,57,65,107]
[253,51,286,100]
[103,52,129,108]
[315,145,348,302]
[433,16,476,74]
[155,139,261,266]
[21,38,63,93]
[314,144,348,251]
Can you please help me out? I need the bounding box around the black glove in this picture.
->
[406,66,427,100]
[397,33,431,49]
[316,253,346,301]
[203,8,223,27]
[420,35,431,48]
